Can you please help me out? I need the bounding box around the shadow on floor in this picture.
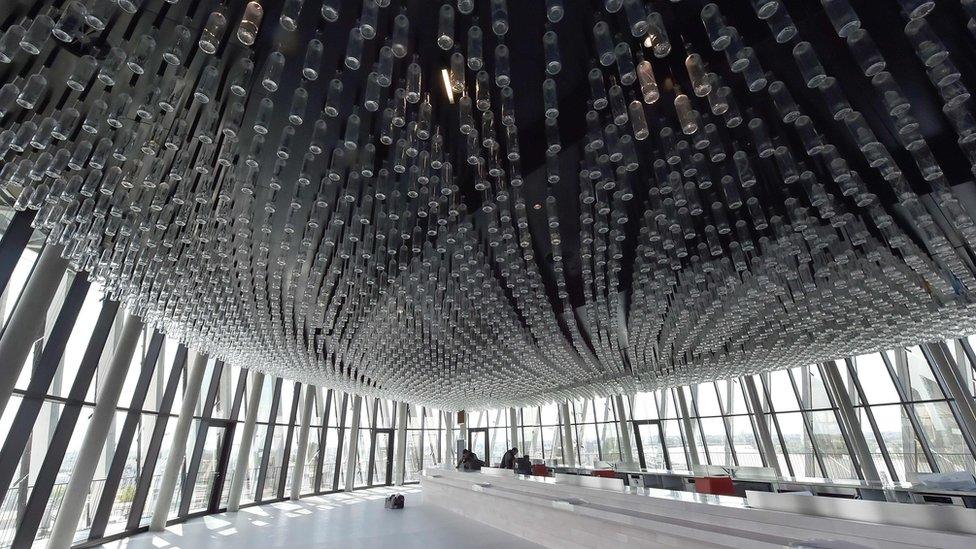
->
[99,486,541,549]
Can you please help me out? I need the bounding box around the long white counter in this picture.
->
[421,468,976,549]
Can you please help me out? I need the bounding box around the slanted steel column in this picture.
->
[559,402,576,467]
[46,313,143,549]
[821,361,881,481]
[0,244,68,416]
[614,395,635,464]
[227,370,264,512]
[344,395,363,492]
[674,388,701,467]
[393,401,408,485]
[508,408,519,450]
[742,376,781,475]
[924,342,976,456]
[150,351,208,531]
[290,384,316,500]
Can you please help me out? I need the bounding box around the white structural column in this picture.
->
[613,395,635,464]
[0,244,69,416]
[742,376,781,475]
[821,361,881,481]
[227,370,265,512]
[290,383,316,500]
[150,351,209,531]
[674,388,701,467]
[559,402,576,467]
[393,401,408,485]
[344,395,363,492]
[46,313,142,549]
[444,411,455,465]
[458,410,468,450]
[508,408,519,450]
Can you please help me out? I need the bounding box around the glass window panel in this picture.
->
[405,428,423,482]
[321,427,340,491]
[763,371,800,411]
[900,347,947,401]
[630,392,659,420]
[912,401,976,473]
[699,417,733,466]
[597,420,621,462]
[773,411,816,477]
[488,408,507,430]
[660,390,678,418]
[692,384,721,417]
[262,424,286,499]
[370,431,391,486]
[575,422,599,466]
[794,367,833,410]
[718,379,750,415]
[488,427,508,464]
[807,410,856,479]
[541,424,561,461]
[661,419,687,470]
[851,354,900,405]
[866,404,931,480]
[594,397,615,423]
[729,414,763,466]
[256,376,274,419]
[50,285,106,399]
[540,404,559,426]
[573,399,594,424]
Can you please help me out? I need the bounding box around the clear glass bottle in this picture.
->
[238,1,264,46]
[199,11,227,54]
[437,4,455,50]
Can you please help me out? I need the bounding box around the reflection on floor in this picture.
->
[98,486,542,549]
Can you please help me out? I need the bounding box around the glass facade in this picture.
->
[0,231,440,548]
[472,349,976,482]
[0,229,974,548]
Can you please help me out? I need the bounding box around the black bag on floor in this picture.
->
[384,493,405,509]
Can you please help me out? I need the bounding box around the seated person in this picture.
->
[500,446,519,469]
[456,449,484,471]
[514,454,532,475]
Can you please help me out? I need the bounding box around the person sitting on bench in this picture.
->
[456,449,484,471]
[501,446,519,469]
[515,454,532,475]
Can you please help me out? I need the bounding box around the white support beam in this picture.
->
[150,350,209,531]
[290,383,315,500]
[46,313,141,549]
[393,401,408,485]
[227,370,264,512]
[344,395,363,492]
[613,394,635,464]
[742,376,781,475]
[559,402,576,467]
[821,361,881,482]
[674,388,700,467]
[0,244,68,416]
[508,407,519,451]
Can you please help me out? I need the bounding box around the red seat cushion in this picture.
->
[592,470,617,478]
[694,476,736,496]
[530,464,550,476]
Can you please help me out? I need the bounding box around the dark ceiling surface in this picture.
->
[2,0,976,408]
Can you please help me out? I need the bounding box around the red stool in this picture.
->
[592,470,617,478]
[531,464,550,477]
[694,476,736,496]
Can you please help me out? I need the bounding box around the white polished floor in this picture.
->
[97,486,541,549]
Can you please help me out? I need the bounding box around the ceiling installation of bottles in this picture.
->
[2,0,976,409]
